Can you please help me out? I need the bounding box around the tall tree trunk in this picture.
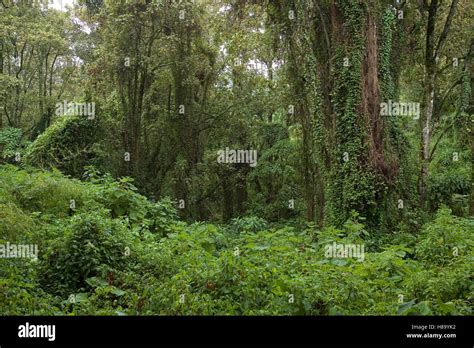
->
[418,0,458,207]
[222,176,233,222]
[419,0,438,207]
[419,73,435,206]
[470,130,474,216]
[0,38,3,130]
[469,63,474,216]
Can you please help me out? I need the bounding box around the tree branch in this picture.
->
[429,120,455,161]
[434,0,458,58]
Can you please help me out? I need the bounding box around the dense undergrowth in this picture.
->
[0,164,472,315]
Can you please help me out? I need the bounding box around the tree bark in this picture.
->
[419,0,458,207]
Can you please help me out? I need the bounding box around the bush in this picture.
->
[230,216,268,233]
[0,166,471,315]
[415,208,473,266]
[0,202,35,242]
[0,127,25,162]
[24,116,105,178]
[38,211,133,297]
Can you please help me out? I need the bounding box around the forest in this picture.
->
[0,0,472,316]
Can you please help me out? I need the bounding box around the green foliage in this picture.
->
[0,0,472,318]
[230,216,268,233]
[0,164,85,218]
[0,202,35,242]
[427,148,471,215]
[24,116,104,178]
[38,210,133,297]
[86,173,150,221]
[0,166,471,315]
[0,257,59,315]
[0,127,25,161]
[415,208,473,265]
[145,198,180,237]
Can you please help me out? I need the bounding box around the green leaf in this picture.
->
[110,287,126,296]
[397,299,416,315]
[86,277,108,288]
[74,293,89,303]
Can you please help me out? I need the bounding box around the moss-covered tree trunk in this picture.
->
[268,0,404,228]
[325,1,401,228]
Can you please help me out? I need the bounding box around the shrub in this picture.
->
[230,216,268,233]
[24,116,105,177]
[415,208,473,266]
[0,127,25,162]
[1,165,471,316]
[0,202,35,242]
[39,211,133,297]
